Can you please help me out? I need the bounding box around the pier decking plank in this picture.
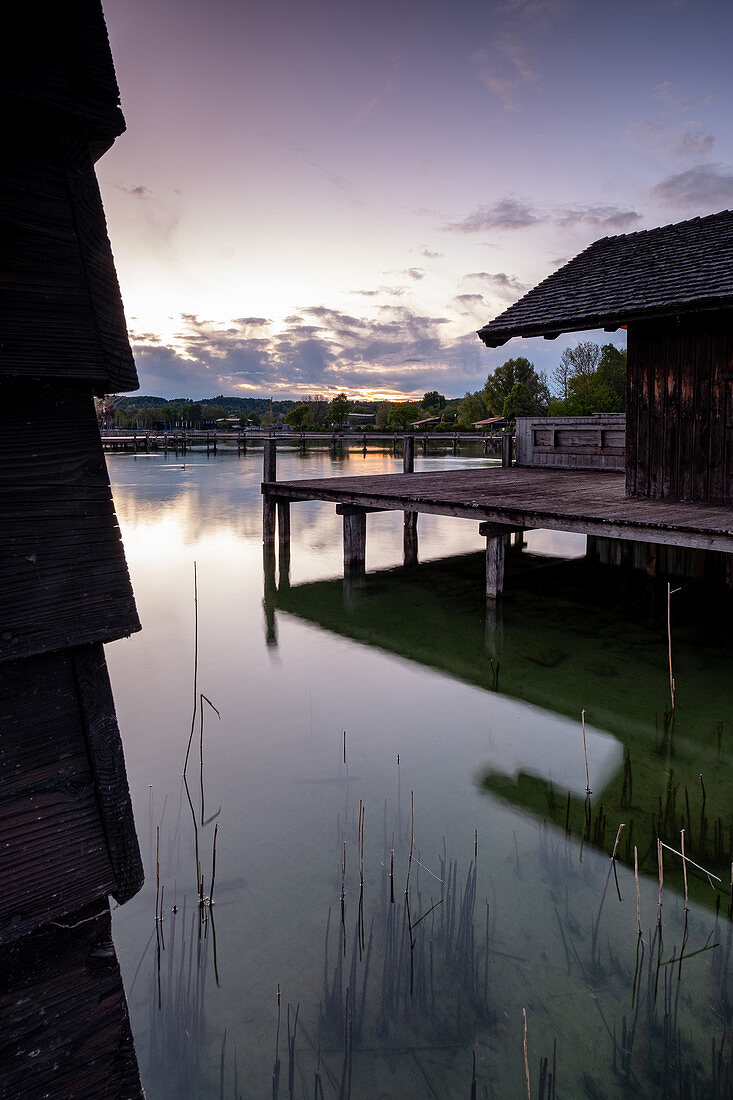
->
[264,466,733,552]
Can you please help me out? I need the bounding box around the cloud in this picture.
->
[453,294,487,315]
[444,200,640,235]
[650,164,733,207]
[471,40,538,110]
[444,198,540,233]
[553,205,642,231]
[260,130,364,207]
[114,183,153,200]
[351,284,406,298]
[653,81,715,113]
[470,0,569,109]
[464,269,528,299]
[418,246,444,259]
[357,51,400,120]
[675,130,715,157]
[129,305,485,400]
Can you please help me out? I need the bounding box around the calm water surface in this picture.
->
[105,448,733,1098]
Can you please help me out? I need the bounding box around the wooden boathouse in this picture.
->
[1,3,144,1095]
[262,212,733,597]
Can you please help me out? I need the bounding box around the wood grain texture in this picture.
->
[72,643,144,904]
[0,383,140,662]
[264,465,733,552]
[0,651,117,944]
[0,900,144,1099]
[627,315,733,504]
[0,129,137,393]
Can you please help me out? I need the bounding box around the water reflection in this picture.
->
[105,454,733,1098]
[272,548,733,911]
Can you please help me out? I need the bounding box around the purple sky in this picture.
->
[99,0,733,400]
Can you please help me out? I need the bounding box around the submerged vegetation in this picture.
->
[108,452,733,1098]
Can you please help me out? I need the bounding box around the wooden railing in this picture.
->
[515,414,625,470]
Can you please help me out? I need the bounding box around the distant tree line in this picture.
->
[107,342,626,431]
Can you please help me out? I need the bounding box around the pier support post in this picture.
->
[501,433,512,467]
[403,512,418,566]
[402,436,418,565]
[338,505,367,583]
[263,439,277,546]
[479,522,506,600]
[277,500,291,588]
[403,435,415,473]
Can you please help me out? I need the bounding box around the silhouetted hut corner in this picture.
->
[0,0,143,949]
[477,210,733,505]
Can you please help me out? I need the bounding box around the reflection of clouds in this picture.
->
[482,700,622,798]
[523,529,587,558]
[108,452,501,579]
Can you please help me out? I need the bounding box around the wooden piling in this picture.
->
[402,436,418,564]
[501,433,512,468]
[277,500,291,586]
[403,435,415,474]
[339,506,367,582]
[479,522,506,599]
[263,439,277,546]
[404,512,418,567]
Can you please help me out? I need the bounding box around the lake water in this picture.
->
[105,447,733,1098]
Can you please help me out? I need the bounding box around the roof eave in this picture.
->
[476,295,733,349]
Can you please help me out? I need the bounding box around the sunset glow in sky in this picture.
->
[99,0,733,400]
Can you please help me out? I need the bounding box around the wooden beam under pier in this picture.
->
[263,468,733,555]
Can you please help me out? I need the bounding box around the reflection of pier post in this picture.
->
[484,598,504,664]
[263,544,278,646]
[277,500,291,589]
[402,435,418,567]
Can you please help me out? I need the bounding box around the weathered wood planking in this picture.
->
[516,415,625,470]
[0,132,136,393]
[0,1,126,151]
[264,466,733,552]
[73,643,144,904]
[626,313,733,504]
[0,650,120,943]
[0,384,140,662]
[0,900,143,1099]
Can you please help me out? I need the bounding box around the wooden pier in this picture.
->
[262,440,733,598]
[101,427,509,456]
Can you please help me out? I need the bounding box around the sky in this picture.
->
[98,0,733,401]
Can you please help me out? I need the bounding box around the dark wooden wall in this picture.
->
[0,382,140,663]
[0,900,144,1098]
[626,311,733,504]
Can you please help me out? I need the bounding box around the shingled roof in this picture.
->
[477,210,733,348]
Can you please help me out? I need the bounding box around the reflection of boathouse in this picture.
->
[262,213,733,596]
[1,2,144,1094]
[270,548,733,910]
